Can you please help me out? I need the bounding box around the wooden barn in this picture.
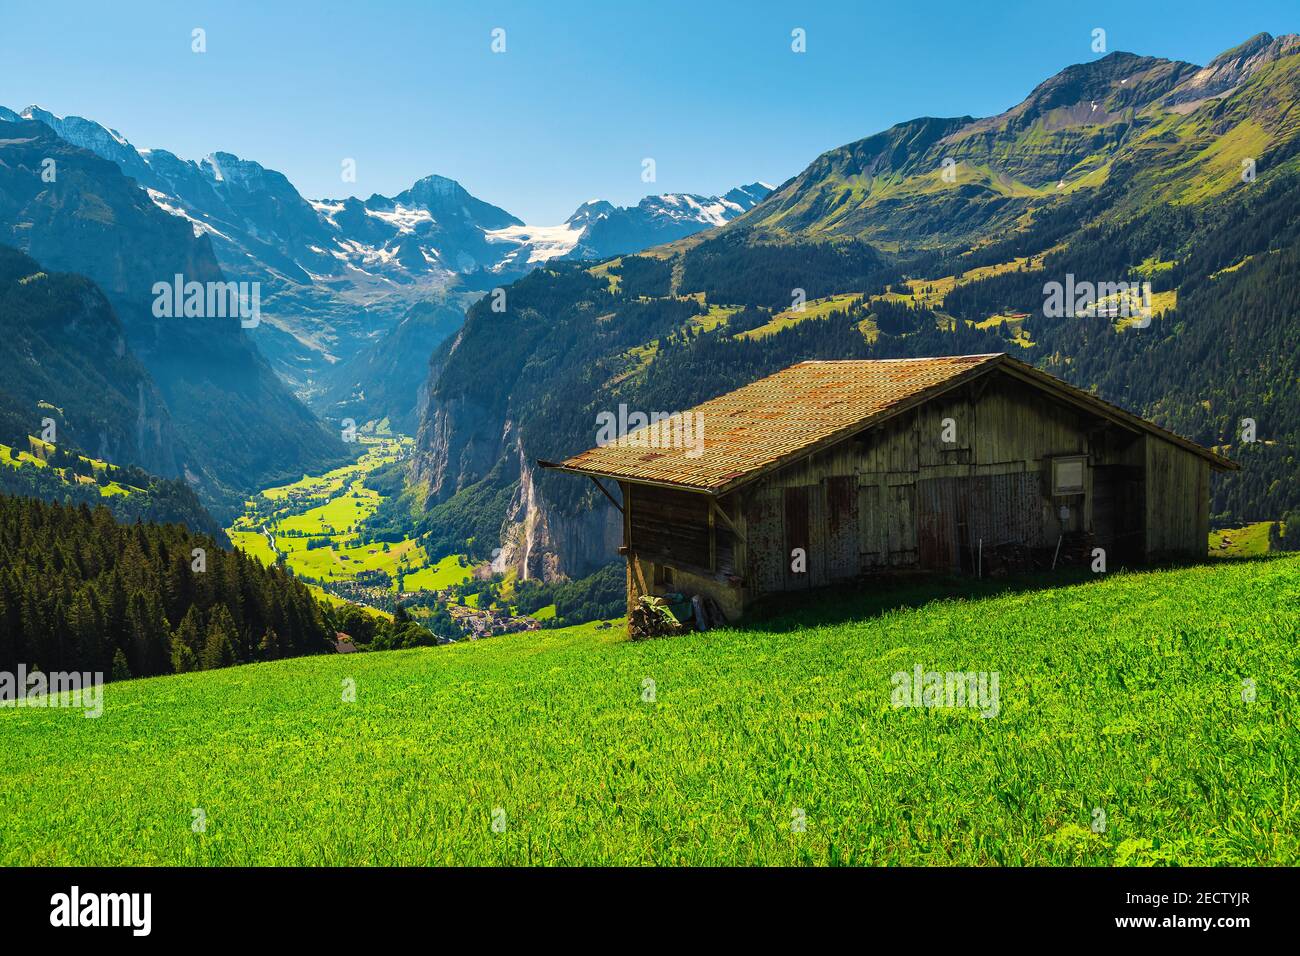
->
[544,354,1237,627]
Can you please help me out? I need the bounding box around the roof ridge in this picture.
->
[796,353,1005,365]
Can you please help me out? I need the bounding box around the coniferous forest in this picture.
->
[0,494,335,680]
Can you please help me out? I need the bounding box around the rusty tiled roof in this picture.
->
[551,354,1002,493]
[547,353,1237,494]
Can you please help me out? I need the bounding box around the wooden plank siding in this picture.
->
[1145,436,1210,558]
[782,485,811,589]
[825,475,859,581]
[627,484,712,572]
[745,485,785,593]
[732,371,1206,601]
[619,368,1216,618]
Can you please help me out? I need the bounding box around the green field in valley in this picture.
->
[1,556,1294,865]
[1209,522,1276,558]
[226,435,471,598]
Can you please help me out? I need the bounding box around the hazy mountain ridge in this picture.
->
[0,118,347,513]
[315,299,467,433]
[2,103,767,393]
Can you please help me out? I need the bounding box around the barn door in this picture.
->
[859,483,885,569]
[859,477,918,568]
[1092,464,1144,564]
[783,485,827,589]
[917,477,968,572]
[824,475,858,581]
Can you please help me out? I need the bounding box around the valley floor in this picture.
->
[226,434,472,612]
[0,556,1295,865]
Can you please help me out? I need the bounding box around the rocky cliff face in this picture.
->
[0,245,182,478]
[410,353,510,504]
[412,408,621,581]
[410,323,621,582]
[495,447,622,582]
[1163,32,1300,110]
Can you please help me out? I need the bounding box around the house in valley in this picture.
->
[542,354,1237,628]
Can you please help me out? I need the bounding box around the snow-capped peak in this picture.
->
[566,199,616,227]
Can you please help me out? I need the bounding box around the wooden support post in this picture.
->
[708,503,716,572]
[621,481,632,553]
[588,476,623,514]
[710,499,746,544]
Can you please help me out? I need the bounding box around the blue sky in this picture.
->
[1,0,1294,222]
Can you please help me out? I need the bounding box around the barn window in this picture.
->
[1051,456,1087,496]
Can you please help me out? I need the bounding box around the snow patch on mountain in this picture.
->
[2,101,769,380]
[485,222,587,264]
[145,188,231,241]
[309,199,345,226]
[364,204,436,233]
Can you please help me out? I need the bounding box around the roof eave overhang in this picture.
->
[537,461,720,495]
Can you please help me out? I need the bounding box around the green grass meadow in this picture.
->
[226,435,471,596]
[1209,521,1275,558]
[1,557,1296,865]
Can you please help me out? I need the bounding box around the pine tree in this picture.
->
[201,605,239,670]
[126,590,172,677]
[69,590,99,672]
[170,636,197,673]
[257,627,282,661]
[173,605,205,657]
[111,648,131,682]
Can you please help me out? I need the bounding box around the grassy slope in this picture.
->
[0,438,134,497]
[1209,521,1275,557]
[737,293,866,340]
[1,557,1295,866]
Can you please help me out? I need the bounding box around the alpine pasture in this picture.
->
[0,557,1295,866]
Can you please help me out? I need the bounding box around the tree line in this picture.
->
[0,494,336,681]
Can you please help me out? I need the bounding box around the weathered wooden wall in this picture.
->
[1145,437,1210,558]
[628,483,711,571]
[732,371,1197,600]
[623,369,1212,617]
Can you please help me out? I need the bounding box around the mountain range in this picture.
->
[2,32,1296,578]
[0,116,347,514]
[0,103,766,392]
[0,101,767,512]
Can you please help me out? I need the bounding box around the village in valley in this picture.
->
[226,430,550,644]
